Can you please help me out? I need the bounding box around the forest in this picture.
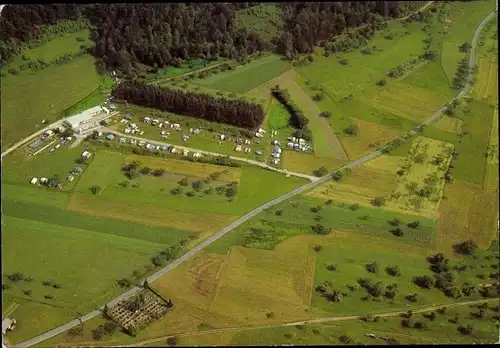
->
[0,2,423,75]
[112,81,264,130]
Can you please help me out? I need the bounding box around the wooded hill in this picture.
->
[112,81,264,130]
[1,2,424,75]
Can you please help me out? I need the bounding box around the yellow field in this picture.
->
[68,193,237,233]
[125,155,241,182]
[386,137,454,218]
[283,151,347,175]
[484,107,498,192]
[340,118,404,159]
[436,180,498,251]
[152,237,316,328]
[433,116,464,133]
[473,57,498,104]
[366,81,448,122]
[363,154,406,173]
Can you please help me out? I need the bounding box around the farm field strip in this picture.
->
[192,54,292,94]
[473,57,498,104]
[124,154,241,182]
[433,115,463,133]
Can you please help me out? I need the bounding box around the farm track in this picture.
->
[113,298,499,347]
[10,2,497,347]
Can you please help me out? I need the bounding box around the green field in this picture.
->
[192,54,291,93]
[235,4,284,43]
[439,0,495,83]
[1,55,101,151]
[3,29,92,71]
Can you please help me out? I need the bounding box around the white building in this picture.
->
[30,178,38,185]
[63,106,110,134]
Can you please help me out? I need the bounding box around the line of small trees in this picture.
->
[112,81,264,130]
[271,85,309,129]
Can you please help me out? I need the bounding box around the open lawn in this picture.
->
[433,116,463,133]
[3,29,92,71]
[1,55,101,151]
[366,81,449,123]
[1,216,166,344]
[282,150,348,176]
[436,180,498,252]
[403,61,455,98]
[440,0,495,83]
[193,54,291,94]
[1,146,91,192]
[340,118,404,159]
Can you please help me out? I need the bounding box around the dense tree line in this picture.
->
[85,3,265,76]
[271,85,309,129]
[112,81,264,129]
[276,1,424,57]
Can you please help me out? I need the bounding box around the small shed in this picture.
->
[234,145,242,152]
[67,175,74,182]
[106,134,115,141]
[82,151,92,159]
[2,317,16,335]
[40,177,48,184]
[30,177,38,185]
[119,138,126,143]
[73,167,84,174]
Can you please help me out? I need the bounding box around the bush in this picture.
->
[376,79,387,86]
[339,58,349,65]
[405,293,419,302]
[371,197,386,207]
[312,93,325,101]
[339,335,352,344]
[327,264,337,271]
[343,124,359,136]
[331,171,343,181]
[388,218,401,226]
[413,275,435,289]
[365,262,379,274]
[349,203,360,211]
[454,239,478,255]
[314,166,328,177]
[391,227,404,237]
[167,336,179,346]
[386,265,401,276]
[7,273,25,282]
[312,224,329,235]
[140,167,151,175]
[179,177,189,186]
[319,111,331,118]
[407,221,420,229]
[457,324,473,335]
[117,278,132,288]
[313,245,322,252]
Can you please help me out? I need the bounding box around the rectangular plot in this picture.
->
[75,150,125,194]
[433,116,463,133]
[124,154,241,182]
[195,54,291,94]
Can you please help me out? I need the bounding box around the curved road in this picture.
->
[11,3,498,347]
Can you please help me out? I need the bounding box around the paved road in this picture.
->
[11,4,497,347]
[104,128,319,182]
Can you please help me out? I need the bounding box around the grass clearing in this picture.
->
[366,81,449,122]
[3,29,92,72]
[124,154,241,182]
[1,55,101,151]
[282,150,348,176]
[404,61,455,98]
[433,116,464,133]
[266,99,291,130]
[436,180,498,252]
[340,118,404,159]
[68,193,236,234]
[74,150,124,194]
[1,216,165,344]
[193,54,291,94]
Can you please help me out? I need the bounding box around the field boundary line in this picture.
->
[483,57,494,98]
